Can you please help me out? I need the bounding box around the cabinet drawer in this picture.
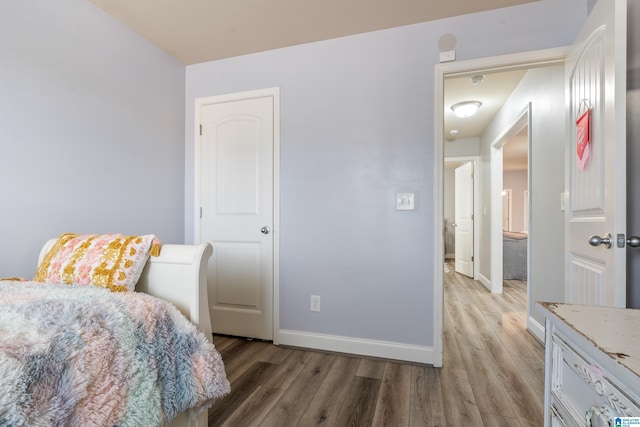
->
[550,333,640,424]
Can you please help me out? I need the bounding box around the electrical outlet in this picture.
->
[310,295,321,312]
[396,192,415,210]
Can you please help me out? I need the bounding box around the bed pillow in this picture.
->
[34,233,161,292]
[503,230,528,240]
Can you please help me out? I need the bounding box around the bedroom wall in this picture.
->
[503,170,528,232]
[0,0,186,278]
[185,0,587,354]
[444,137,480,158]
[480,65,566,328]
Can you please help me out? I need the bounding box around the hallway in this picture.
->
[444,262,543,424]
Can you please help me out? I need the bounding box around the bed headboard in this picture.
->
[38,239,214,342]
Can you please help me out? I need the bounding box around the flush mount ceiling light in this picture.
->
[451,101,482,118]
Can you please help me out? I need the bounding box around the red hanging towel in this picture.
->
[576,108,591,171]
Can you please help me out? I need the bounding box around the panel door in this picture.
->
[565,0,627,307]
[454,162,474,278]
[199,94,274,340]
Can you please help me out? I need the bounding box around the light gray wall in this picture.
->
[0,0,186,278]
[628,0,640,308]
[480,65,566,326]
[186,0,587,347]
[504,170,528,232]
[444,137,480,157]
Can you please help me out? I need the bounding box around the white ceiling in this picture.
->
[444,70,527,140]
[88,0,536,65]
[444,69,529,171]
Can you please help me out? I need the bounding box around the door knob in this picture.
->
[260,226,271,235]
[628,236,640,248]
[588,234,612,249]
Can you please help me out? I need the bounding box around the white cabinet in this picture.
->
[538,303,640,426]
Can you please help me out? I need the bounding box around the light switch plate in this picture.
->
[396,192,415,210]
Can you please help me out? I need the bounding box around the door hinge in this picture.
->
[471,256,474,262]
[199,124,202,136]
[471,214,474,221]
[199,207,202,219]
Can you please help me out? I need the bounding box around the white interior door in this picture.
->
[198,91,276,340]
[454,162,474,278]
[565,0,627,307]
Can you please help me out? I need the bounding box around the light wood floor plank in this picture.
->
[296,355,361,427]
[443,306,466,370]
[259,351,335,426]
[456,333,518,418]
[220,386,284,427]
[222,339,273,383]
[440,367,484,425]
[209,361,276,425]
[261,348,316,391]
[409,365,445,426]
[355,358,385,379]
[334,376,380,427]
[481,412,523,427]
[371,362,412,426]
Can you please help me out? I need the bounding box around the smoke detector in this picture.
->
[470,75,485,85]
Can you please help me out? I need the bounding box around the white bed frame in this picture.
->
[38,239,215,427]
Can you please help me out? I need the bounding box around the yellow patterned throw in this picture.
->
[34,233,161,292]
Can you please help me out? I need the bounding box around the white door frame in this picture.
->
[433,48,567,367]
[194,87,281,345]
[489,103,530,295]
[444,156,480,281]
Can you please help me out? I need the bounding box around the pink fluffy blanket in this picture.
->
[0,280,230,426]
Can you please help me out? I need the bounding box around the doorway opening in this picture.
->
[443,157,479,280]
[489,104,530,294]
[433,47,568,367]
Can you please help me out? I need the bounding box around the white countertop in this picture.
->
[538,302,640,378]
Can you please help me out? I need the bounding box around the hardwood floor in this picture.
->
[208,265,544,426]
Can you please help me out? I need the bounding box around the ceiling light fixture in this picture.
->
[451,101,482,118]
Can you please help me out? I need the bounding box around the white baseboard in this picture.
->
[527,315,545,344]
[478,273,491,291]
[445,253,454,260]
[278,329,434,365]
